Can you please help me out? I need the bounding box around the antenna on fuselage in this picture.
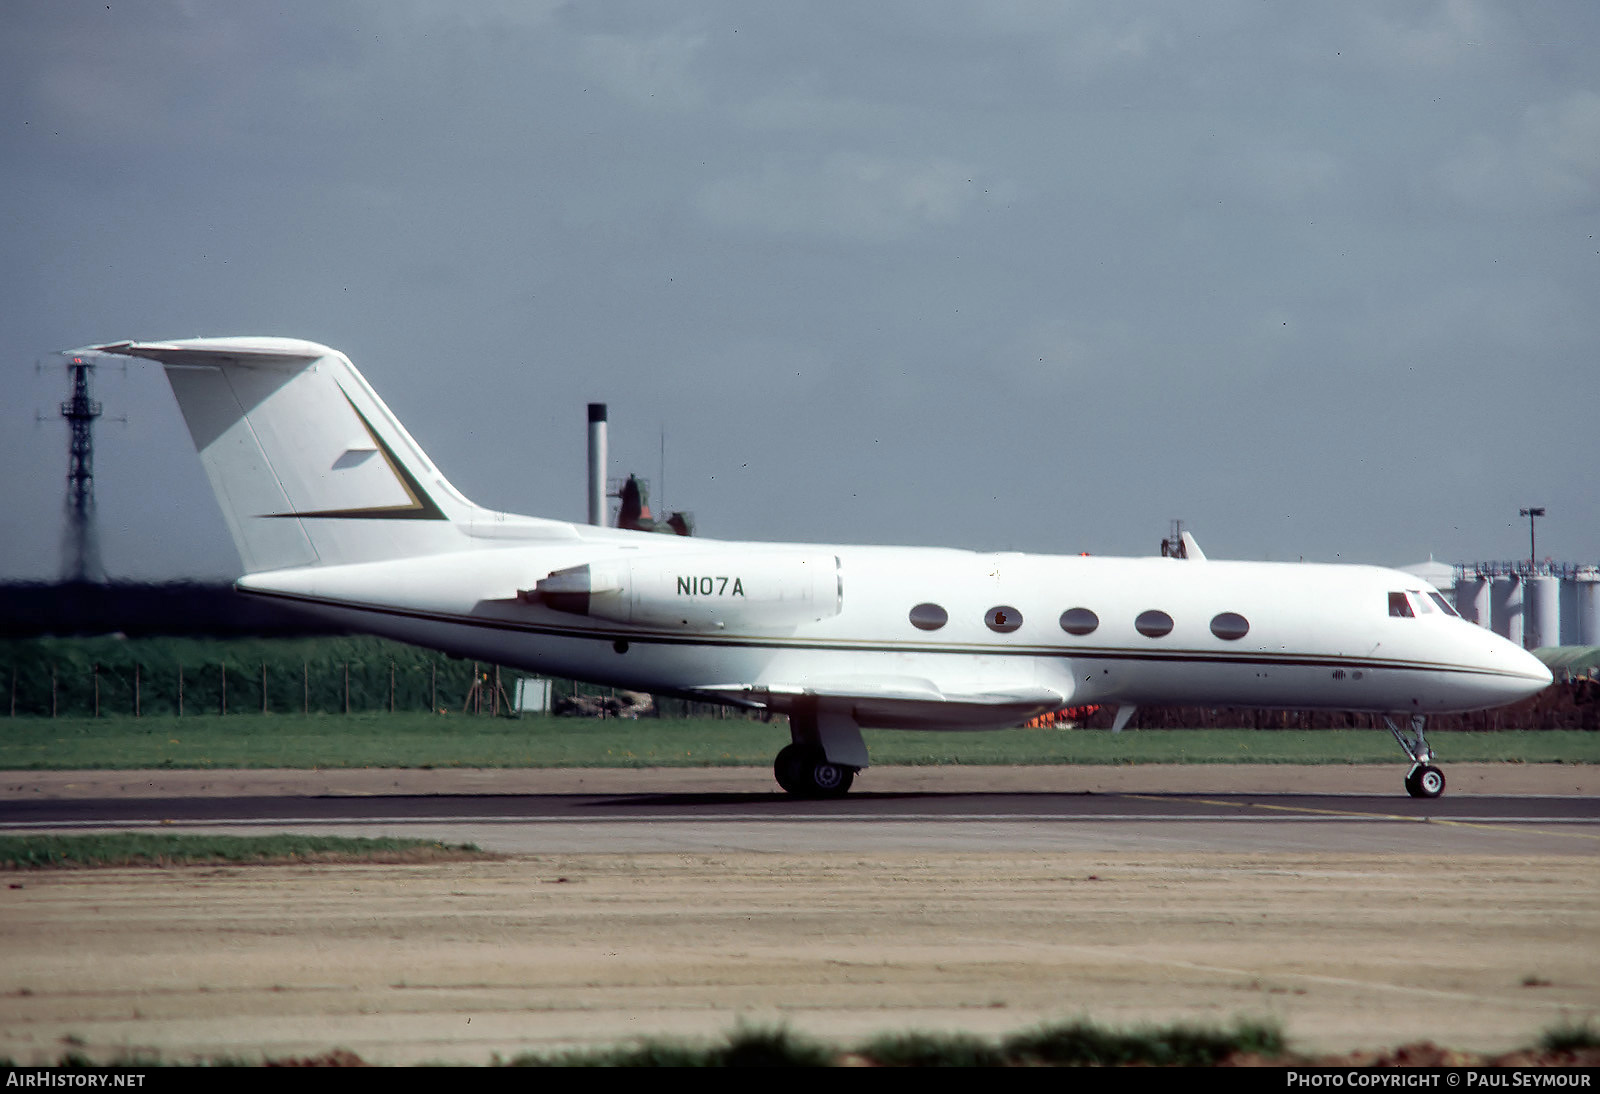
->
[1160,519,1207,561]
[1160,519,1187,559]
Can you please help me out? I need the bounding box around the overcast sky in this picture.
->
[3,1,1595,583]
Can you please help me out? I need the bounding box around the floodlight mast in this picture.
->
[1518,507,1546,574]
[60,356,104,583]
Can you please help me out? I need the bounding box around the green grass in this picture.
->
[505,1019,1280,1067]
[9,1019,1595,1066]
[1540,1021,1600,1053]
[867,727,1599,766]
[0,833,485,869]
[999,1018,1285,1066]
[850,1031,1007,1067]
[512,1025,836,1068]
[0,712,1594,770]
[0,712,785,769]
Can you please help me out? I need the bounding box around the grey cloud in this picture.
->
[578,31,709,111]
[697,153,1005,241]
[1441,90,1600,213]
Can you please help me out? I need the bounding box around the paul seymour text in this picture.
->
[1287,1075,1591,1088]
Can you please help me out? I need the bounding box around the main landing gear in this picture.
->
[774,743,854,798]
[772,698,867,799]
[1385,714,1446,799]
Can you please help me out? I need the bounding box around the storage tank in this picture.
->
[1455,574,1491,626]
[1490,576,1523,646]
[1525,575,1561,649]
[1578,569,1600,646]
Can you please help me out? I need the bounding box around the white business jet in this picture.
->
[87,337,1551,799]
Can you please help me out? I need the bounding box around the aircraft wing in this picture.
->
[696,677,1067,730]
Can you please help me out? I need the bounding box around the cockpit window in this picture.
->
[1427,592,1460,618]
[1388,592,1414,618]
[1408,590,1435,614]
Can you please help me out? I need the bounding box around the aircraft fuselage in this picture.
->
[238,539,1549,729]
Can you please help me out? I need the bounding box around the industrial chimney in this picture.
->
[587,403,608,526]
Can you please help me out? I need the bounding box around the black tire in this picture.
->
[1405,764,1446,799]
[774,744,855,799]
[773,743,805,794]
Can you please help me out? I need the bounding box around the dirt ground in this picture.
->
[2,848,1596,1065]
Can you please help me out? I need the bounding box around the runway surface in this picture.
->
[4,765,1595,855]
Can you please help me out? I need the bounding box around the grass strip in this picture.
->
[11,1019,1596,1067]
[1000,1018,1285,1066]
[1541,1022,1600,1052]
[507,1019,1281,1067]
[0,833,485,869]
[2,715,1596,770]
[513,1026,836,1068]
[506,1019,1600,1070]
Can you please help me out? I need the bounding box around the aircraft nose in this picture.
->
[1497,641,1553,698]
[1514,647,1554,691]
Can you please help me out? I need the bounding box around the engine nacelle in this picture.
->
[529,551,841,630]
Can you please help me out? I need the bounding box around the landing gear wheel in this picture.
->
[1386,716,1445,800]
[806,757,854,798]
[1405,764,1445,799]
[773,744,856,799]
[774,743,804,794]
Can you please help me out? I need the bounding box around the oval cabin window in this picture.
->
[1135,610,1174,638]
[1059,607,1099,635]
[985,606,1023,633]
[1210,612,1249,640]
[909,603,948,631]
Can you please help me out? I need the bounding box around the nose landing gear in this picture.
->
[1385,714,1446,799]
[1404,763,1446,799]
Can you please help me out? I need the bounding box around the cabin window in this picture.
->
[1135,610,1174,638]
[1210,612,1249,640]
[1427,591,1461,618]
[909,603,948,631]
[985,606,1023,633]
[1059,607,1099,636]
[1388,592,1414,618]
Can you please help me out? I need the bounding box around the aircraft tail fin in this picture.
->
[90,337,484,573]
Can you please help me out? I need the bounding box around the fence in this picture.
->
[4,658,501,718]
[0,636,561,718]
